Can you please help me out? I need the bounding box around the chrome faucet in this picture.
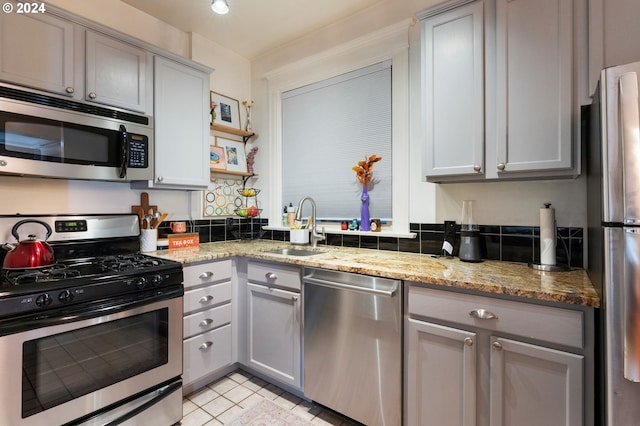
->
[295,196,325,248]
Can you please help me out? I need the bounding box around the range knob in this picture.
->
[58,290,74,304]
[150,274,163,287]
[135,277,147,289]
[35,293,52,307]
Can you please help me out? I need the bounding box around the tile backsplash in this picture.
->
[166,219,583,268]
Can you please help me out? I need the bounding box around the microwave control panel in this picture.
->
[128,134,148,168]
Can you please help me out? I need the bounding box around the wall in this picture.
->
[251,0,588,230]
[0,0,252,219]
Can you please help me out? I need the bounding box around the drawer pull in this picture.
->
[199,271,214,279]
[199,341,213,351]
[469,309,498,320]
[492,341,503,351]
[464,337,474,346]
[199,318,213,327]
[292,295,299,302]
[199,295,214,303]
[265,272,278,280]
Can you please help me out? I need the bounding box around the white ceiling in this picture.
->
[121,0,385,60]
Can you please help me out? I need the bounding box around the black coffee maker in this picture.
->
[458,200,482,262]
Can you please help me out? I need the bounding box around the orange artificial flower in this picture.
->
[352,154,382,185]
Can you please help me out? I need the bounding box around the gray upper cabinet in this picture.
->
[85,31,151,113]
[421,0,582,182]
[0,10,76,96]
[494,0,574,176]
[422,1,485,178]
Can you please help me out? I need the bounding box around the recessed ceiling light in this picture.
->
[211,0,229,15]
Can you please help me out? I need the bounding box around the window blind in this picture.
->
[281,61,392,220]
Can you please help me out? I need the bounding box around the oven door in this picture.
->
[0,295,182,426]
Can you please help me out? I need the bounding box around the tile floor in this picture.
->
[181,369,363,426]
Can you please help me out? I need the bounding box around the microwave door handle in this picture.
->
[118,124,128,178]
[619,72,640,224]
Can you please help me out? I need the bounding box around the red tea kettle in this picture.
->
[2,219,55,269]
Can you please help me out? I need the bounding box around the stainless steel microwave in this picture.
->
[0,84,153,181]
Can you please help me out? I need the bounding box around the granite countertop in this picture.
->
[152,240,600,308]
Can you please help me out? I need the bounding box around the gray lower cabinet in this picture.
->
[406,284,592,426]
[182,260,234,394]
[245,261,302,390]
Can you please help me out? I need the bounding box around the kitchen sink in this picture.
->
[265,248,324,256]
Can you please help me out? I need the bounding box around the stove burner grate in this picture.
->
[97,254,162,272]
[4,264,82,285]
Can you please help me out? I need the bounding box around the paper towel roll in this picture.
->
[540,205,556,266]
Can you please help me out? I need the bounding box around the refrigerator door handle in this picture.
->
[619,72,640,224]
[624,228,640,381]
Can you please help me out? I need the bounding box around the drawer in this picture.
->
[184,281,232,314]
[248,261,301,291]
[183,303,232,339]
[183,260,233,289]
[408,285,584,349]
[183,324,232,386]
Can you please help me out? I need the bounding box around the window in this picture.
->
[281,61,392,221]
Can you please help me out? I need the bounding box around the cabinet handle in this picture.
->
[199,318,213,327]
[88,91,97,99]
[65,86,75,94]
[157,176,164,182]
[497,163,506,171]
[199,271,214,279]
[469,309,498,320]
[464,337,474,346]
[199,341,213,351]
[473,165,482,172]
[292,295,299,302]
[265,272,278,280]
[199,295,214,303]
[492,341,503,351]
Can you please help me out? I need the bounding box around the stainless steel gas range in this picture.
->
[0,214,183,426]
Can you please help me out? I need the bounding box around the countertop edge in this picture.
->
[152,241,600,308]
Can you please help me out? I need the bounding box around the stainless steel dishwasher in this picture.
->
[303,267,402,426]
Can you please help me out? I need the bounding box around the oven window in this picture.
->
[21,309,169,418]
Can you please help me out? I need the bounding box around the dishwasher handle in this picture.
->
[303,275,398,297]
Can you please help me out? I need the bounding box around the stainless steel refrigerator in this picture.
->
[587,61,640,425]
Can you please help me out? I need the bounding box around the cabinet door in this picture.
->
[406,318,477,426]
[494,0,573,175]
[422,1,484,179]
[85,31,149,113]
[153,56,210,188]
[489,337,583,426]
[0,9,75,96]
[246,282,301,389]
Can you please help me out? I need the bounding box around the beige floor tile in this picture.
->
[215,404,246,424]
[202,396,235,418]
[183,399,199,416]
[203,419,224,426]
[223,384,254,403]
[238,392,264,408]
[227,370,252,384]
[256,383,284,400]
[242,375,268,391]
[209,377,239,394]
[180,407,214,426]
[188,387,220,407]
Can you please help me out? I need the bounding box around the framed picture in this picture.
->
[209,145,226,170]
[216,137,247,173]
[211,91,241,129]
